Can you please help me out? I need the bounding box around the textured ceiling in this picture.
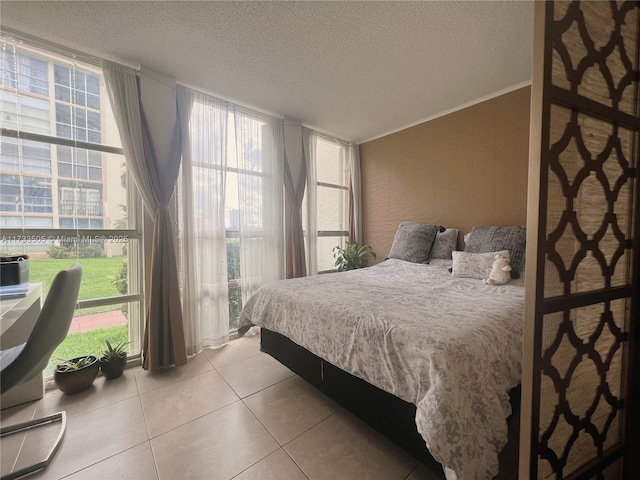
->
[0,1,534,142]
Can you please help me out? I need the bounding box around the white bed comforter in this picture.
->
[238,259,524,480]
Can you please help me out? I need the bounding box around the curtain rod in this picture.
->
[178,81,285,121]
[0,27,139,72]
[176,83,354,144]
[301,122,352,146]
[313,130,351,148]
[1,28,352,144]
[1,27,102,67]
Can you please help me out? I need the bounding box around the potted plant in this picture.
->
[54,355,99,394]
[99,339,128,380]
[333,242,376,271]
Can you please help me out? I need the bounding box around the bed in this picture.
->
[238,257,525,480]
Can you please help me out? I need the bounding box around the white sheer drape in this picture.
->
[178,87,230,353]
[302,127,318,275]
[177,88,284,353]
[234,107,284,302]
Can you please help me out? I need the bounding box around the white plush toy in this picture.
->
[483,254,512,286]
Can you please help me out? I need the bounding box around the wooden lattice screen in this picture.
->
[527,1,640,479]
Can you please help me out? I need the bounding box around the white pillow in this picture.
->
[451,250,510,279]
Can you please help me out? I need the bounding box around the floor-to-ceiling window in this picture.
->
[0,35,143,377]
[177,88,283,352]
[306,134,350,274]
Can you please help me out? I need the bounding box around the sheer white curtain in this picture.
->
[234,106,284,302]
[177,87,231,353]
[302,127,318,275]
[177,88,284,353]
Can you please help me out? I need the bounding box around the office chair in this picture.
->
[0,264,82,480]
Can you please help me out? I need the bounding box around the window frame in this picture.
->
[0,41,145,361]
[313,135,351,274]
[190,158,272,330]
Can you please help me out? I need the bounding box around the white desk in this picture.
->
[1,283,43,409]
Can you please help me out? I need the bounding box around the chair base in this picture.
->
[0,373,43,410]
[0,411,66,480]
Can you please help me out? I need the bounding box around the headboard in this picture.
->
[359,87,531,263]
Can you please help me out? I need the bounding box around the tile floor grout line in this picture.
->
[37,388,140,423]
[134,362,215,395]
[231,396,294,480]
[134,336,262,395]
[4,341,442,480]
[239,374,342,448]
[57,439,153,480]
[217,350,340,473]
[201,350,218,370]
[275,407,340,449]
[137,344,266,441]
[138,367,225,400]
[136,387,156,442]
[147,437,162,480]
[239,371,297,400]
[145,398,243,440]
[200,336,261,368]
[281,447,312,480]
[226,448,280,480]
[134,371,205,396]
[206,349,263,370]
[217,352,305,477]
[240,393,283,446]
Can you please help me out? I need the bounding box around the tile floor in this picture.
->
[1,334,442,480]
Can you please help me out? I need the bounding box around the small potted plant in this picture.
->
[99,339,129,380]
[54,355,99,394]
[333,242,376,272]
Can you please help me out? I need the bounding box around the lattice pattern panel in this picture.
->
[544,104,637,299]
[539,300,629,478]
[551,1,639,114]
[537,1,639,478]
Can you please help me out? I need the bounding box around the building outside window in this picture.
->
[0,36,143,377]
[0,173,52,213]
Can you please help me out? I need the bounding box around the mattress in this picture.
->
[238,259,525,480]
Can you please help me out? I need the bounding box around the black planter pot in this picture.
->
[54,355,99,394]
[99,354,127,380]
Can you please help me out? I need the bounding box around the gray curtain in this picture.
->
[348,143,362,244]
[302,128,318,275]
[284,145,307,279]
[103,61,187,371]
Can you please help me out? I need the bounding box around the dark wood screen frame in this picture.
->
[521,1,640,478]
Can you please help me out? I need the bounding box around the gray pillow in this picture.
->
[430,228,459,260]
[388,222,443,264]
[464,226,526,278]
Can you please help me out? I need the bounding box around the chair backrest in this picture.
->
[1,264,82,393]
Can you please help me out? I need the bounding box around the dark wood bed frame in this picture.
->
[261,328,521,480]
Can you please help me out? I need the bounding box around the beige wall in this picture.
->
[360,86,531,263]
